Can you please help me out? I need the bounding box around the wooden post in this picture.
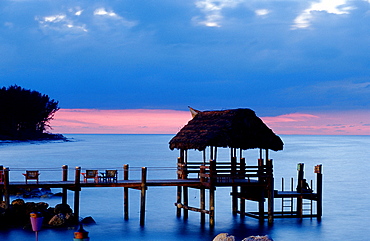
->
[124,164,129,220]
[258,158,264,220]
[209,186,215,227]
[183,186,189,220]
[140,167,147,226]
[3,167,10,209]
[181,156,189,219]
[199,165,206,224]
[200,187,206,224]
[74,167,81,220]
[0,165,3,202]
[176,157,182,217]
[62,165,68,205]
[209,160,216,227]
[231,156,238,215]
[315,164,323,220]
[267,159,274,224]
[239,158,246,218]
[296,163,304,218]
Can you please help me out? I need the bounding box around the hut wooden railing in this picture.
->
[177,159,272,186]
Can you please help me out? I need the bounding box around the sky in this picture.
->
[1,0,370,135]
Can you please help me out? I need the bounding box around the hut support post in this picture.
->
[315,165,323,220]
[140,167,147,226]
[176,156,183,217]
[200,188,206,224]
[176,186,182,217]
[3,167,10,209]
[124,164,129,220]
[209,160,216,227]
[62,165,68,205]
[231,155,238,215]
[183,187,189,219]
[267,159,274,224]
[209,187,215,227]
[0,165,3,202]
[258,158,264,220]
[74,167,81,220]
[199,165,206,224]
[239,158,246,218]
[179,154,189,219]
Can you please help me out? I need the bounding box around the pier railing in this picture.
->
[177,158,273,185]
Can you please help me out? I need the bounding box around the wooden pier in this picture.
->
[0,161,322,227]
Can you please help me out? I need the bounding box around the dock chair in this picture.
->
[82,170,99,183]
[23,171,40,184]
[101,170,118,183]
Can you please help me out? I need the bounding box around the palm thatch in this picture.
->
[169,108,283,151]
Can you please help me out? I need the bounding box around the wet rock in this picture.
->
[11,199,25,206]
[54,203,72,215]
[242,235,273,241]
[81,216,96,225]
[213,233,235,241]
[48,213,74,227]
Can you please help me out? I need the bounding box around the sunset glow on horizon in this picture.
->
[51,109,370,135]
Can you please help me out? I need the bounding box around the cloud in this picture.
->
[94,8,119,17]
[35,11,88,34]
[193,0,243,27]
[262,113,319,124]
[255,9,270,16]
[52,109,191,134]
[261,110,370,135]
[92,7,137,28]
[292,0,354,29]
[34,6,137,37]
[51,108,370,135]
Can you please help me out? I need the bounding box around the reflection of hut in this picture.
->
[169,108,284,225]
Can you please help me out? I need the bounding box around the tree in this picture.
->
[0,85,62,140]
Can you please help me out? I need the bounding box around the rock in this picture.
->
[48,213,74,227]
[48,213,67,226]
[11,199,25,206]
[81,216,96,225]
[242,235,273,241]
[213,233,235,241]
[0,201,6,209]
[54,203,72,215]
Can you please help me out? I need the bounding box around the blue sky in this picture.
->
[1,0,370,117]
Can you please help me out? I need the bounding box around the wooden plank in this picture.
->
[174,203,210,214]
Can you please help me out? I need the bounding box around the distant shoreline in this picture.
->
[0,133,67,142]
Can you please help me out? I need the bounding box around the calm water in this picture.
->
[1,134,369,241]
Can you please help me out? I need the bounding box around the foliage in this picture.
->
[0,85,62,140]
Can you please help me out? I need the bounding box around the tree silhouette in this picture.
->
[0,85,62,140]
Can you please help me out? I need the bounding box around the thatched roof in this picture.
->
[169,108,283,151]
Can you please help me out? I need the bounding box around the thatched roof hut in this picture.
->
[169,108,283,152]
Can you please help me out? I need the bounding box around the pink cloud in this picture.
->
[51,109,370,135]
[261,111,370,135]
[52,109,191,134]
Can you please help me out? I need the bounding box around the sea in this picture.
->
[0,134,369,241]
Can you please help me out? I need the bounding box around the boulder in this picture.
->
[213,233,235,241]
[54,203,72,215]
[81,216,96,225]
[242,235,273,241]
[48,213,67,227]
